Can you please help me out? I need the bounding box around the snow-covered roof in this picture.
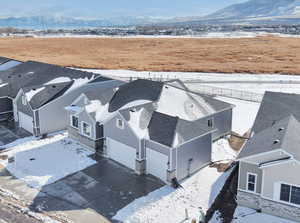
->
[0,61,102,99]
[23,81,74,109]
[75,79,232,147]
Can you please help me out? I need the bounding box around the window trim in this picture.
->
[116,118,124,129]
[70,115,79,129]
[246,172,257,193]
[81,121,92,138]
[279,182,300,207]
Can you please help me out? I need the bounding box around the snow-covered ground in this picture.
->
[114,166,234,223]
[0,132,96,188]
[78,69,300,94]
[5,31,300,39]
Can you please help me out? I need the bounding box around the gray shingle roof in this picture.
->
[0,61,99,98]
[176,119,215,145]
[252,91,300,134]
[238,115,300,161]
[108,79,164,112]
[0,57,11,65]
[148,111,179,147]
[23,81,74,110]
[165,79,234,113]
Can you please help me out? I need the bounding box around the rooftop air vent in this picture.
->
[130,108,137,112]
[278,127,284,132]
[273,139,280,145]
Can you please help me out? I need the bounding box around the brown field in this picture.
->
[1,36,300,74]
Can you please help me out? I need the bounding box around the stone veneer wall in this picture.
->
[237,190,300,222]
[237,190,260,210]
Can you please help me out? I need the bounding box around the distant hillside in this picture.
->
[0,16,162,29]
[205,0,300,20]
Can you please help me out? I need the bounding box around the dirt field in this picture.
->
[1,36,300,74]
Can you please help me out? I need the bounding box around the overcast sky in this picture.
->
[1,0,248,18]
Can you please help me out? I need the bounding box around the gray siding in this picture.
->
[104,113,139,150]
[199,108,232,140]
[238,161,262,194]
[176,133,212,180]
[145,139,170,157]
[38,81,118,135]
[0,97,13,113]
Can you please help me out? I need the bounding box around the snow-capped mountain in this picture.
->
[206,0,300,20]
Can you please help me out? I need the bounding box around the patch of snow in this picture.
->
[114,140,234,223]
[156,85,215,121]
[0,132,96,188]
[25,87,45,101]
[65,75,96,94]
[212,138,237,162]
[0,82,8,88]
[209,211,223,223]
[127,107,149,138]
[46,77,72,85]
[65,105,83,113]
[232,206,297,223]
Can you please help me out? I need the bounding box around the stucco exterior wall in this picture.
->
[176,133,212,181]
[262,160,300,200]
[238,161,263,194]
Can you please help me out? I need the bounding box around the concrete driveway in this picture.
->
[26,156,164,222]
[0,121,31,146]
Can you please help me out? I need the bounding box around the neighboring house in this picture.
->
[237,91,300,222]
[66,79,234,183]
[0,60,123,136]
[0,56,22,71]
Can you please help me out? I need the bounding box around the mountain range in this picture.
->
[1,0,300,28]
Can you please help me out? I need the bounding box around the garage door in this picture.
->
[106,138,136,170]
[18,112,33,134]
[146,148,168,182]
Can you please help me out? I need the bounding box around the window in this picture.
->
[247,173,257,192]
[116,119,124,129]
[208,119,214,128]
[71,115,79,129]
[22,95,27,105]
[280,184,300,205]
[82,122,92,137]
